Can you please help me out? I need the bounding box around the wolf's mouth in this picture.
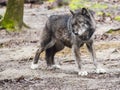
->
[78,28,86,36]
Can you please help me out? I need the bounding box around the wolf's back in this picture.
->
[45,15,70,32]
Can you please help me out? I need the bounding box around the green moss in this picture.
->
[114,16,120,22]
[0,15,3,20]
[106,29,113,33]
[1,20,15,31]
[0,0,25,32]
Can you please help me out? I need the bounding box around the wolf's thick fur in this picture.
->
[31,8,106,75]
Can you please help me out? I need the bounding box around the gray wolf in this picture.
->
[31,8,106,76]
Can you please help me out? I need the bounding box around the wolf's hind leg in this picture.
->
[45,47,55,66]
[45,42,64,69]
[31,38,56,69]
[31,46,44,69]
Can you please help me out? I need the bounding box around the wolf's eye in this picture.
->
[72,22,77,26]
[74,21,78,25]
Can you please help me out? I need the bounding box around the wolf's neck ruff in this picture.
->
[67,16,74,35]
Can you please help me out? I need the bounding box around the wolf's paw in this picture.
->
[31,62,39,70]
[78,71,88,76]
[96,68,106,74]
[52,65,61,69]
[46,65,61,70]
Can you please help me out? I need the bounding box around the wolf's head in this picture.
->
[70,8,96,39]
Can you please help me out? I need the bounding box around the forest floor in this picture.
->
[0,1,120,90]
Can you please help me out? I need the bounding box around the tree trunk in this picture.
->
[0,0,25,31]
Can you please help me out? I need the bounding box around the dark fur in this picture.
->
[33,8,98,71]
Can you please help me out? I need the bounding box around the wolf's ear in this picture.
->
[70,10,75,16]
[81,8,88,15]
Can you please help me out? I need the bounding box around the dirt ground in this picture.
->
[0,3,120,90]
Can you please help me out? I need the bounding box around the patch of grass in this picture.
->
[97,11,104,16]
[48,0,55,2]
[106,13,111,17]
[69,0,108,10]
[114,16,120,22]
[69,0,83,10]
[91,3,108,9]
[96,11,111,17]
[69,0,91,10]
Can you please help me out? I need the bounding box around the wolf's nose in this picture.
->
[74,32,78,35]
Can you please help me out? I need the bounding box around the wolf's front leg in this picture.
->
[72,45,88,76]
[86,39,106,74]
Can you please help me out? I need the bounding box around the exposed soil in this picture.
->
[0,2,120,90]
